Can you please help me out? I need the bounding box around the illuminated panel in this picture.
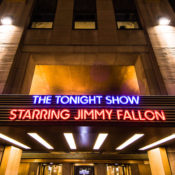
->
[139,134,175,151]
[0,95,173,123]
[28,133,54,149]
[116,134,144,150]
[93,133,108,150]
[64,133,77,150]
[0,133,30,149]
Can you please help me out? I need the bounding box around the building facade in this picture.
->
[0,0,175,174]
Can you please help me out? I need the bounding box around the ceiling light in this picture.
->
[116,134,144,150]
[158,17,170,25]
[28,133,53,149]
[93,133,108,150]
[1,16,13,25]
[139,134,175,151]
[0,133,30,149]
[64,133,76,149]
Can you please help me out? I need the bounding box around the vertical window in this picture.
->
[73,0,97,29]
[30,0,57,29]
[169,0,175,12]
[113,0,141,30]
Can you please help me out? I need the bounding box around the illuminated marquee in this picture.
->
[5,95,169,122]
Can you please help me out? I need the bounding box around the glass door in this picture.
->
[39,164,62,175]
[107,164,132,175]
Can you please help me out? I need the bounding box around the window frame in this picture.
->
[29,0,57,30]
[112,0,142,30]
[115,11,142,30]
[72,0,97,30]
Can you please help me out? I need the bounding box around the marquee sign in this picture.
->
[0,95,175,124]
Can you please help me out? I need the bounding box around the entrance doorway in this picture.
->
[107,164,132,175]
[39,163,62,175]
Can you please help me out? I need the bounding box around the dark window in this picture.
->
[30,0,57,29]
[113,0,141,29]
[73,0,97,29]
[169,0,175,12]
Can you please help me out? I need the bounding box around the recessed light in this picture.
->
[116,134,144,150]
[28,133,54,150]
[64,133,76,150]
[1,16,13,25]
[0,133,30,149]
[93,133,108,150]
[139,134,175,151]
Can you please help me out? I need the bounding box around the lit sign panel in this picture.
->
[0,95,175,124]
[7,95,166,122]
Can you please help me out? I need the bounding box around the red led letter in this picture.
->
[94,110,105,120]
[32,109,40,120]
[22,110,31,120]
[50,110,60,120]
[123,110,133,120]
[155,110,166,121]
[144,110,155,121]
[61,109,70,120]
[40,109,48,120]
[105,109,113,120]
[18,109,26,119]
[9,109,17,120]
[116,110,123,120]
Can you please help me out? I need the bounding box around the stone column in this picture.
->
[96,0,117,44]
[0,146,22,175]
[62,163,73,175]
[95,164,107,175]
[148,147,171,175]
[0,0,33,93]
[136,0,175,95]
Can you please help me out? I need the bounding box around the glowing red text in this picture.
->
[9,109,166,121]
